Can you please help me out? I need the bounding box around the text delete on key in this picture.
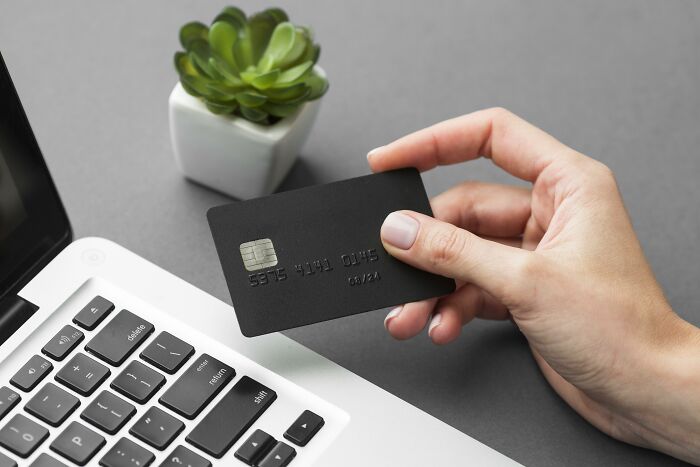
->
[85,310,154,366]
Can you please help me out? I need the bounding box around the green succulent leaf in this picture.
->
[214,7,246,29]
[174,52,198,77]
[262,101,300,118]
[208,21,238,70]
[306,72,329,100]
[180,22,209,48]
[240,106,269,122]
[261,23,296,67]
[248,11,279,64]
[209,55,244,85]
[276,60,313,84]
[179,73,210,96]
[264,8,289,24]
[264,82,309,102]
[188,39,217,78]
[236,91,267,107]
[206,101,238,115]
[251,69,281,89]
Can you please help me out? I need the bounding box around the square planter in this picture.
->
[169,72,323,199]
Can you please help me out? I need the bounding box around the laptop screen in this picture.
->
[0,52,71,298]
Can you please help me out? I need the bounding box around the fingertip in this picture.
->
[429,307,462,345]
[366,146,385,172]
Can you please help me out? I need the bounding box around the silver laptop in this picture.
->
[0,52,519,467]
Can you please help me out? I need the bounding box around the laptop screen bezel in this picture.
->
[0,52,72,300]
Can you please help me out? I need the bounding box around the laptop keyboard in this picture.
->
[0,295,330,466]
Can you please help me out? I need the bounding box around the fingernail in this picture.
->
[367,146,384,160]
[381,212,419,250]
[428,312,442,338]
[384,306,403,330]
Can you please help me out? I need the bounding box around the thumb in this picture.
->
[380,210,530,302]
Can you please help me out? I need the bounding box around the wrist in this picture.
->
[626,314,700,463]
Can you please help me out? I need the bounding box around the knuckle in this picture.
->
[424,226,468,268]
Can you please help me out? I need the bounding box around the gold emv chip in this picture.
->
[239,238,278,271]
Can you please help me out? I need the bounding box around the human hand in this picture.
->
[368,108,700,463]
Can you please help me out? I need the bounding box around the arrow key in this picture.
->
[283,410,324,447]
[257,441,295,467]
[234,429,275,466]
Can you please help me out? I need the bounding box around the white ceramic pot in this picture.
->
[168,69,323,199]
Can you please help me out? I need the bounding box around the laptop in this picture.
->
[0,52,520,467]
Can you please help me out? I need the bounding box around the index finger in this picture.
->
[367,107,577,182]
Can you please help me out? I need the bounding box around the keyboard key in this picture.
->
[30,453,66,466]
[0,413,49,458]
[42,325,84,361]
[50,421,105,466]
[159,354,234,420]
[160,445,211,467]
[99,437,155,467]
[0,450,16,467]
[111,361,165,404]
[129,407,184,451]
[73,296,115,331]
[81,391,136,435]
[10,355,52,392]
[283,410,324,447]
[186,376,276,458]
[86,310,154,366]
[257,441,296,467]
[31,453,66,466]
[24,383,80,427]
[55,353,110,396]
[234,429,275,465]
[0,387,21,421]
[140,332,194,375]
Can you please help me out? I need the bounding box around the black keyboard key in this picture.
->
[140,332,194,375]
[99,437,155,467]
[129,407,184,451]
[50,421,105,466]
[55,353,110,396]
[159,354,234,420]
[86,310,154,366]
[0,414,49,458]
[283,410,324,447]
[186,376,276,458]
[73,296,115,331]
[10,355,52,392]
[0,387,21,421]
[257,441,296,467]
[42,325,84,361]
[234,429,275,466]
[24,383,80,427]
[0,450,16,467]
[160,445,211,467]
[30,453,65,466]
[81,391,136,435]
[111,361,165,404]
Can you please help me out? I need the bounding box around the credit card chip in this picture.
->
[240,239,278,271]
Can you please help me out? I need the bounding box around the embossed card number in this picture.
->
[247,248,380,288]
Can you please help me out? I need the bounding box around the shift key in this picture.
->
[159,354,234,419]
[85,310,154,366]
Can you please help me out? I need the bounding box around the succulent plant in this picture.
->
[174,6,328,125]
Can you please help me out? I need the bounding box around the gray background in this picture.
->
[2,1,699,465]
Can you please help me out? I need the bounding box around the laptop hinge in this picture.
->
[0,294,39,344]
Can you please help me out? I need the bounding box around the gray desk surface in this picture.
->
[2,1,699,465]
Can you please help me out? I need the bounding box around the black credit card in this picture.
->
[207,168,456,337]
